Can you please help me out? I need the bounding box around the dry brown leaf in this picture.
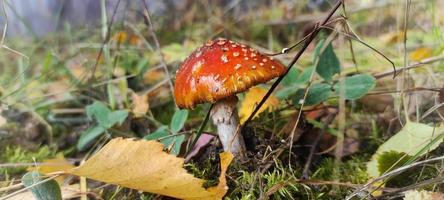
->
[67,138,233,200]
[143,69,166,85]
[28,154,75,184]
[131,92,149,118]
[409,47,432,62]
[239,87,279,124]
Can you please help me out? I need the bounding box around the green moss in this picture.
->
[0,146,55,176]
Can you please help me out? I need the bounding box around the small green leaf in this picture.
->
[334,74,376,100]
[276,67,314,99]
[107,110,129,128]
[86,101,128,128]
[22,171,62,200]
[292,83,332,106]
[144,126,169,140]
[297,67,314,84]
[313,39,326,61]
[170,110,189,133]
[163,134,185,155]
[77,126,106,151]
[315,43,340,81]
[282,68,300,86]
[86,101,110,126]
[144,126,184,155]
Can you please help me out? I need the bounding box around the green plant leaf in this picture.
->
[282,68,300,86]
[170,109,189,134]
[22,171,62,200]
[297,67,314,84]
[163,134,185,155]
[144,126,184,155]
[77,126,106,151]
[144,126,169,140]
[313,39,326,61]
[334,74,376,100]
[292,83,332,106]
[315,43,340,81]
[86,101,128,128]
[86,101,109,126]
[367,122,444,178]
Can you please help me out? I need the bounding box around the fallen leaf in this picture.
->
[28,155,75,184]
[112,31,128,44]
[185,133,215,162]
[143,69,166,85]
[404,190,444,200]
[67,138,233,199]
[131,92,149,118]
[409,47,432,62]
[380,31,404,45]
[366,122,444,178]
[239,87,279,124]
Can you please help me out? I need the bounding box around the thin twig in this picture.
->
[140,0,177,108]
[243,0,343,126]
[301,109,338,179]
[375,55,444,79]
[86,0,122,94]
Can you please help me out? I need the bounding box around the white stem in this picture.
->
[210,96,246,156]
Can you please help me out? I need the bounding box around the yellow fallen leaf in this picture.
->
[112,31,128,44]
[131,92,149,118]
[28,154,75,184]
[239,87,279,124]
[67,138,233,200]
[380,31,404,45]
[409,47,432,62]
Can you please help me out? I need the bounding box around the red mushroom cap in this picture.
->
[174,38,286,109]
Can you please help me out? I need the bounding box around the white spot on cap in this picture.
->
[241,48,247,52]
[231,44,238,48]
[251,65,257,69]
[205,40,214,46]
[229,40,234,44]
[262,58,268,62]
[217,40,226,45]
[244,57,249,61]
[221,54,229,63]
[233,52,240,57]
[234,63,242,70]
[271,65,276,69]
[270,57,274,60]
[241,44,246,48]
[192,60,204,76]
[251,53,257,57]
[259,62,264,66]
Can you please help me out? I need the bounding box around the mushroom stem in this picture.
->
[210,96,246,156]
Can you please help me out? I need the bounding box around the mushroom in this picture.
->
[174,38,286,156]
